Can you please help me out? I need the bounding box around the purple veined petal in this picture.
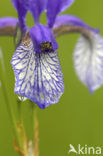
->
[74,32,103,93]
[0,17,18,28]
[29,0,47,23]
[29,24,58,53]
[47,0,74,28]
[11,40,64,109]
[11,0,29,33]
[53,15,99,33]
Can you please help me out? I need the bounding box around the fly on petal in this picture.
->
[11,39,64,109]
[29,24,58,53]
[74,32,103,93]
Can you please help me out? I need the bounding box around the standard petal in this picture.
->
[11,40,64,109]
[74,32,103,93]
[11,0,29,33]
[29,0,47,23]
[53,15,99,33]
[47,0,74,27]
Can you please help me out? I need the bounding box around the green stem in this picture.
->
[34,111,39,156]
[30,102,37,149]
[0,61,23,149]
[31,103,39,156]
[17,99,23,123]
[31,102,36,146]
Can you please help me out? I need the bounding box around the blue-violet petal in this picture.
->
[11,0,29,33]
[53,15,99,33]
[47,0,74,28]
[29,0,47,23]
[11,40,64,109]
[0,17,18,28]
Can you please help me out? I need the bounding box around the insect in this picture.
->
[40,41,53,52]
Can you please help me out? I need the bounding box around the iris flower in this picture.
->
[0,0,103,109]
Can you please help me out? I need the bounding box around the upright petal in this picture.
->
[11,0,29,33]
[47,0,74,28]
[29,0,47,23]
[74,32,103,93]
[11,39,64,109]
[0,17,18,36]
[53,15,99,34]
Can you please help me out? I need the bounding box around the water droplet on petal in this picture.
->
[18,96,27,101]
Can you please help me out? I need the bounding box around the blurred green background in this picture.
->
[0,0,103,155]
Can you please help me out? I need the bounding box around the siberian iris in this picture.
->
[0,0,103,109]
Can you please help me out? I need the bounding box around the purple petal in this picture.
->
[0,17,18,28]
[53,15,99,33]
[74,32,103,92]
[29,24,58,53]
[11,0,29,33]
[47,0,74,28]
[11,40,64,109]
[29,0,47,23]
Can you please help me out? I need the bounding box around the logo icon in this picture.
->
[68,144,77,154]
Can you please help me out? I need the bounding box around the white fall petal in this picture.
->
[11,40,64,109]
[74,32,103,92]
